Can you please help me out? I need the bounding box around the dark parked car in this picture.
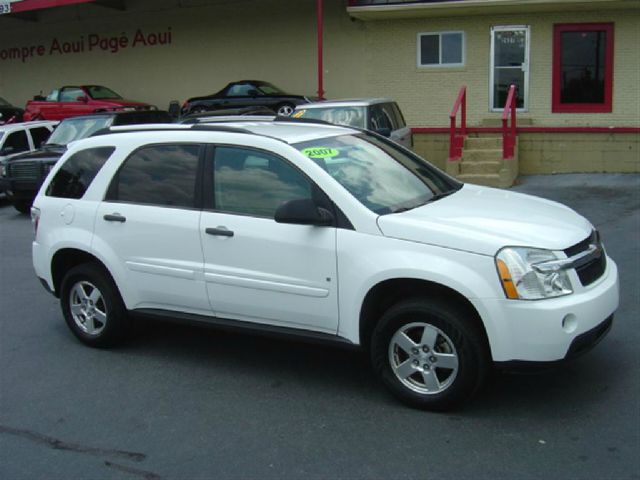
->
[0,97,24,125]
[5,110,172,214]
[181,80,314,117]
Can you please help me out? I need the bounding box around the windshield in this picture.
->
[257,82,285,95]
[0,97,9,106]
[46,117,113,146]
[294,106,366,128]
[294,133,460,215]
[86,86,122,100]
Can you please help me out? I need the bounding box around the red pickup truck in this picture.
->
[23,85,156,121]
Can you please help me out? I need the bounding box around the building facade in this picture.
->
[1,0,638,175]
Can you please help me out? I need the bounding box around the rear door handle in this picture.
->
[103,213,126,223]
[206,227,234,237]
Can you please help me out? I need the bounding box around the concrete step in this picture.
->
[461,148,502,162]
[460,160,502,175]
[465,137,502,149]
[457,173,503,188]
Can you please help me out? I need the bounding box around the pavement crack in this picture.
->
[104,461,163,480]
[0,425,146,462]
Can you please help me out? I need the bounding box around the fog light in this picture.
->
[562,314,577,333]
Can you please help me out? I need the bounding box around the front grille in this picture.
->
[8,162,40,181]
[564,230,607,287]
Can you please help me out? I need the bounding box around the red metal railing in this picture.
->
[448,86,466,161]
[502,84,517,160]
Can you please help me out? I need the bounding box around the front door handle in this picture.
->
[103,213,126,223]
[206,227,234,237]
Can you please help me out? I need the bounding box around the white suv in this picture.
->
[31,120,619,410]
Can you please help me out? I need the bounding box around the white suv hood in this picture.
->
[376,184,593,256]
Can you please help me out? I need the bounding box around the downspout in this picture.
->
[317,0,325,99]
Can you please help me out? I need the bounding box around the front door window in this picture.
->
[490,26,529,111]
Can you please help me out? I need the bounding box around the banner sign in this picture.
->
[0,27,173,62]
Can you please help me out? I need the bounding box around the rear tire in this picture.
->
[60,263,130,348]
[13,200,32,215]
[371,298,489,411]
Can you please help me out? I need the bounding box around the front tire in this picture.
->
[60,263,130,348]
[371,298,489,410]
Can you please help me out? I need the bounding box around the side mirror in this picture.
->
[275,198,334,226]
[0,146,15,156]
[76,95,89,103]
[247,89,260,97]
[375,127,391,137]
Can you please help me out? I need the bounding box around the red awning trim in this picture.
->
[9,0,95,13]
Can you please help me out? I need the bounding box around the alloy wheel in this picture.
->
[388,322,459,395]
[69,280,107,336]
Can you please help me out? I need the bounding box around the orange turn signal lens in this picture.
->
[497,259,519,299]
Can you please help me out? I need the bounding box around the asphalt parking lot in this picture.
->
[1,173,639,480]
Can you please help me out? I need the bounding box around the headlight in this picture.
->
[496,247,573,300]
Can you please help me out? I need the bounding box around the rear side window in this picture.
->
[107,144,200,208]
[390,103,406,128]
[59,87,84,102]
[369,104,395,131]
[29,127,52,148]
[46,147,114,199]
[4,130,29,153]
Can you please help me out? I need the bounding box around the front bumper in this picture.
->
[474,256,619,363]
[495,314,613,371]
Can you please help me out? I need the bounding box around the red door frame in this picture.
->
[552,23,614,113]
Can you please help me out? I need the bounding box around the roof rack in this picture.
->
[272,116,335,127]
[91,123,258,137]
[187,114,338,128]
[182,115,276,125]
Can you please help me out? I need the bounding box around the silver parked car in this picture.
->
[293,98,413,149]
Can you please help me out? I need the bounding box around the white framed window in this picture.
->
[417,31,465,67]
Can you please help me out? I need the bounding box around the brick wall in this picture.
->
[362,10,640,128]
[518,132,639,174]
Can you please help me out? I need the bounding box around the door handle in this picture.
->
[206,227,234,237]
[103,213,126,223]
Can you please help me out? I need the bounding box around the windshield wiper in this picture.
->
[426,189,458,202]
[390,189,459,214]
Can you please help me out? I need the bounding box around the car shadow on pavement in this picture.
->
[71,315,624,415]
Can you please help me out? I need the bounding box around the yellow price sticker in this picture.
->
[301,147,339,159]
